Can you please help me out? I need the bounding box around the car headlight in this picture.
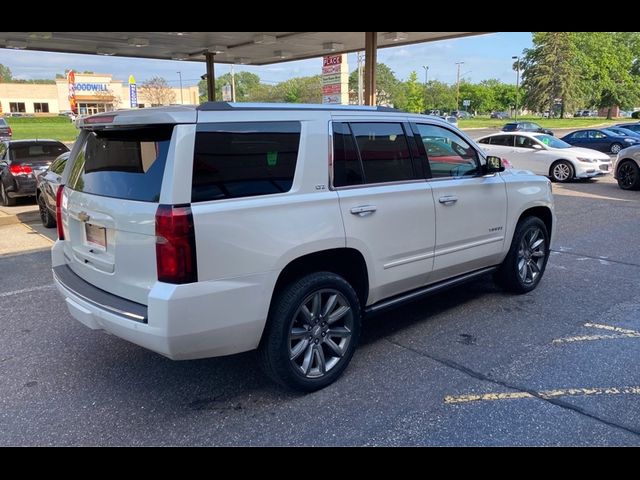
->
[576,157,594,163]
[624,138,637,143]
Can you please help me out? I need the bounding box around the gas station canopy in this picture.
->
[0,32,488,65]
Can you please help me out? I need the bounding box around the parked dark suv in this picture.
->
[0,139,69,206]
[0,118,12,141]
[502,121,554,136]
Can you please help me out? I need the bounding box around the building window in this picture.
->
[33,102,50,113]
[9,102,26,113]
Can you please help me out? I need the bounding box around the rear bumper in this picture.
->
[52,240,277,360]
[6,176,37,197]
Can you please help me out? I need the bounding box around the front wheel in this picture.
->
[258,272,361,392]
[494,216,550,294]
[610,143,622,154]
[617,160,640,190]
[550,160,574,183]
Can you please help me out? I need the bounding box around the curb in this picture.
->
[0,210,18,226]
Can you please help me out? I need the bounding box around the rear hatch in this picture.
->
[61,123,176,305]
[11,141,68,191]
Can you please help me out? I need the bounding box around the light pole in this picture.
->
[177,71,183,104]
[455,61,464,111]
[512,56,520,120]
[422,65,429,111]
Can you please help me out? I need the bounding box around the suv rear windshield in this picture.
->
[11,141,68,163]
[67,126,173,202]
[192,121,301,202]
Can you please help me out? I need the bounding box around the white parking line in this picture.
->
[552,322,640,344]
[0,284,55,298]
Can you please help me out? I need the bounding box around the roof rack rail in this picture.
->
[197,102,400,113]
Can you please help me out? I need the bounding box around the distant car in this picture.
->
[631,111,640,119]
[605,126,640,140]
[442,115,459,128]
[502,121,554,136]
[0,139,69,206]
[614,123,640,134]
[613,144,640,190]
[0,118,12,141]
[561,128,640,154]
[477,132,611,182]
[450,110,472,119]
[491,111,509,119]
[36,152,69,227]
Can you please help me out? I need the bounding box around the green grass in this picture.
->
[458,116,636,129]
[4,116,80,142]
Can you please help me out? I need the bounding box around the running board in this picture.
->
[364,266,497,316]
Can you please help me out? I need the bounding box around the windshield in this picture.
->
[534,134,572,149]
[600,129,617,136]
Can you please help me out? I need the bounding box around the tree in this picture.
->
[521,32,582,118]
[396,72,424,113]
[348,62,400,106]
[0,64,12,82]
[138,76,176,106]
[276,76,323,103]
[422,80,456,112]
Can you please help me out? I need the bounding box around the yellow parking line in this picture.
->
[444,386,640,404]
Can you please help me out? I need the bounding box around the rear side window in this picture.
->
[67,126,172,202]
[489,135,514,146]
[349,122,414,184]
[11,142,68,163]
[332,122,364,187]
[192,122,300,202]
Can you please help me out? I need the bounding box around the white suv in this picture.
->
[52,103,555,391]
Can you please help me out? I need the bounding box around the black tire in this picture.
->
[616,160,640,191]
[37,192,56,228]
[494,216,550,294]
[0,182,16,207]
[610,143,623,154]
[549,160,574,183]
[258,272,361,392]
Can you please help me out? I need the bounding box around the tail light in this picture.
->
[9,164,32,175]
[56,185,65,240]
[155,204,198,284]
[8,126,12,137]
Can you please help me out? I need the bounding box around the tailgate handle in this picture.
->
[78,211,90,222]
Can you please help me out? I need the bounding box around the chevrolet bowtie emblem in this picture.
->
[78,211,90,222]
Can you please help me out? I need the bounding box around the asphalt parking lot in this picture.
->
[1,172,639,446]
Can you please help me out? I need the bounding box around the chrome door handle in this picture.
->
[439,195,458,205]
[350,205,377,216]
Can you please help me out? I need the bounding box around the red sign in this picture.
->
[323,55,342,67]
[67,70,78,115]
[322,84,342,95]
[322,64,341,75]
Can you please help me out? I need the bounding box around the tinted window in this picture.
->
[11,141,68,163]
[192,122,300,202]
[349,123,414,184]
[0,118,7,126]
[572,131,588,139]
[503,123,518,131]
[490,135,514,147]
[477,137,491,144]
[515,136,538,149]
[67,126,172,202]
[50,153,68,174]
[415,124,479,178]
[589,130,606,139]
[332,122,364,187]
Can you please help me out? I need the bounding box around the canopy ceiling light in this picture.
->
[128,37,149,47]
[235,57,251,64]
[28,32,52,39]
[384,32,408,42]
[322,42,344,52]
[6,40,28,50]
[274,50,291,59]
[171,52,189,60]
[253,34,276,45]
[208,45,228,54]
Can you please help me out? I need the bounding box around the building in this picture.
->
[0,72,199,115]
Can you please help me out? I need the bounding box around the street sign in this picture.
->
[463,99,470,107]
[222,84,232,102]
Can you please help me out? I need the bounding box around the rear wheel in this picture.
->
[494,216,550,294]
[258,272,361,392]
[617,160,640,190]
[37,193,56,228]
[610,143,623,154]
[0,182,16,207]
[550,160,574,183]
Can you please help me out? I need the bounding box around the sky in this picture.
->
[0,32,532,88]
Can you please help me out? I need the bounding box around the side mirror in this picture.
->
[485,156,505,174]
[532,143,544,150]
[0,160,7,168]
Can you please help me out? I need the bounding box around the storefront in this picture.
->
[0,72,199,115]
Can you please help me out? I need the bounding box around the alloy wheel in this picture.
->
[618,162,637,189]
[516,227,546,285]
[553,163,571,182]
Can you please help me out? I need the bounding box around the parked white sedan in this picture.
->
[476,132,612,182]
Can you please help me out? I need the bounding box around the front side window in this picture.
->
[515,136,538,149]
[415,124,479,178]
[349,122,414,184]
[192,122,300,202]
